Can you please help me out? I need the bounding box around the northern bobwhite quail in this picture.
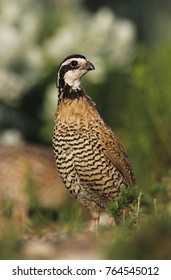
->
[52,54,135,227]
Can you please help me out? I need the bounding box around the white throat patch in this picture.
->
[64,70,81,90]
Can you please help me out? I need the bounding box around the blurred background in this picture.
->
[1,0,171,260]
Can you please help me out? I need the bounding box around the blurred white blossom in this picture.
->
[0,129,23,144]
[0,0,44,103]
[45,7,136,71]
[0,0,136,142]
[0,70,29,103]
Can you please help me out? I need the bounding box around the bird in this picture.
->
[52,54,135,228]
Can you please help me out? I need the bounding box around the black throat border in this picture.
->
[58,84,85,101]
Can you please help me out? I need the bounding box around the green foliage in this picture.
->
[0,174,171,259]
[24,167,41,209]
[104,215,171,260]
[107,186,142,227]
[87,42,171,189]
[4,201,14,218]
[58,201,86,232]
[101,172,171,260]
[0,224,22,260]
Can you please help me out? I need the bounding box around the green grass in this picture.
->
[0,173,171,260]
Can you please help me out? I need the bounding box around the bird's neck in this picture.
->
[55,93,97,126]
[57,82,85,102]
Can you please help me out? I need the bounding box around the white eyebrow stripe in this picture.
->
[60,58,86,67]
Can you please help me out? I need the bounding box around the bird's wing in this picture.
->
[95,121,135,187]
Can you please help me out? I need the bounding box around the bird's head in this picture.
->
[57,54,95,94]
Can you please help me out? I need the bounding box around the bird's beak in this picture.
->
[83,61,95,71]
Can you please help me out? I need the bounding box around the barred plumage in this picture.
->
[52,54,135,227]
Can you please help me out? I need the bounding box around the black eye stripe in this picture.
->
[58,59,81,85]
[58,61,79,86]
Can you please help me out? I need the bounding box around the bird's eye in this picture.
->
[70,60,78,67]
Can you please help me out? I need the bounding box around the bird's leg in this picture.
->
[91,211,100,230]
[108,215,116,226]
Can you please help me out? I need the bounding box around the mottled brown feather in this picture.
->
[53,55,135,226]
